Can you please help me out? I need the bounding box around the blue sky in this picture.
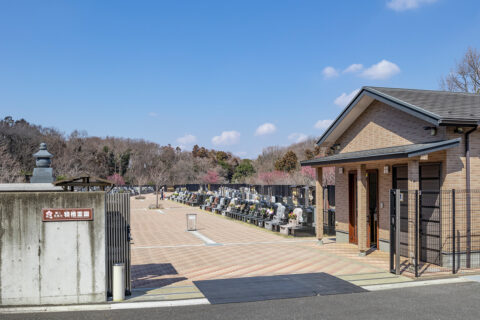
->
[1,0,480,158]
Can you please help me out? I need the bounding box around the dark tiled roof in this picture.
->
[301,139,461,167]
[368,87,480,121]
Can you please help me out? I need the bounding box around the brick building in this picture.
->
[302,87,480,258]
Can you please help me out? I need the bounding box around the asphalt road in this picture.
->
[4,282,480,320]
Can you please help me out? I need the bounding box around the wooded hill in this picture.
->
[0,116,331,186]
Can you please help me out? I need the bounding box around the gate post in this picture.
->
[452,189,456,274]
[390,189,396,273]
[415,190,419,277]
[315,167,324,242]
[395,189,401,275]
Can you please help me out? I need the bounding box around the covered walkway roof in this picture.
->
[53,175,114,191]
[301,138,461,167]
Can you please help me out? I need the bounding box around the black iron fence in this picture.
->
[174,184,249,192]
[173,184,319,199]
[390,189,480,277]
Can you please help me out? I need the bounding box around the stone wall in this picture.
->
[0,192,106,306]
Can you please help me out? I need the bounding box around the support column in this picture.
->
[315,167,324,241]
[357,164,368,255]
[408,159,419,263]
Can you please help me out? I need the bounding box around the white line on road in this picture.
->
[363,277,472,291]
[132,239,318,249]
[189,230,217,245]
[133,244,205,249]
[223,239,317,246]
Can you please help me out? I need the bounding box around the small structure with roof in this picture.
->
[53,175,114,191]
[301,87,480,260]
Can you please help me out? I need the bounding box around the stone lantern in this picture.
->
[30,142,54,183]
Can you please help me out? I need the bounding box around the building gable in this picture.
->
[317,87,480,148]
[336,100,446,154]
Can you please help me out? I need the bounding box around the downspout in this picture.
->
[465,126,477,191]
[465,126,477,268]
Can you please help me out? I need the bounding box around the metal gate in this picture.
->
[419,190,441,264]
[390,189,420,276]
[392,166,409,258]
[390,188,442,276]
[419,164,442,265]
[106,193,132,296]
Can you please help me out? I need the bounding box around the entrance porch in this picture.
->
[303,139,460,256]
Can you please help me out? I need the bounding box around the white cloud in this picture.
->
[322,66,339,78]
[176,134,197,148]
[212,130,240,146]
[234,151,248,157]
[255,123,277,136]
[334,89,360,107]
[361,60,400,80]
[288,133,308,143]
[387,0,437,11]
[314,119,333,130]
[343,63,363,73]
[148,112,158,117]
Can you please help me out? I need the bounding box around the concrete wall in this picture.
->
[0,192,106,306]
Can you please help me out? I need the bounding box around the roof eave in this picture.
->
[300,152,410,167]
[438,119,480,126]
[302,138,461,167]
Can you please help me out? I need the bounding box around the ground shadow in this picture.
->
[194,272,366,304]
[365,247,377,256]
[131,263,188,288]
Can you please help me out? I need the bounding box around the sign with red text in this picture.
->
[42,208,93,222]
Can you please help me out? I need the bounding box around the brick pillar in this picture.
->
[408,160,419,263]
[357,164,368,254]
[315,167,324,241]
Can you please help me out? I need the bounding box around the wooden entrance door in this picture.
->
[367,170,379,248]
[348,172,358,244]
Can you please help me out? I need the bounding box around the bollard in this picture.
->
[186,213,197,231]
[113,263,125,302]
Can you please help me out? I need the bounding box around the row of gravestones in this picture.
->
[170,187,316,236]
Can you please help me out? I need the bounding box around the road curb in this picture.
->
[362,277,472,291]
[0,298,210,314]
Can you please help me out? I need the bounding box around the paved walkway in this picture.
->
[129,194,409,301]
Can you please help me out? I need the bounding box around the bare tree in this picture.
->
[1,116,329,187]
[149,158,169,208]
[0,142,22,182]
[441,47,480,93]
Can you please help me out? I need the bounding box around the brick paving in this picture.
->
[130,194,394,290]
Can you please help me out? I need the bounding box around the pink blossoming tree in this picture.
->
[202,170,220,184]
[107,173,125,186]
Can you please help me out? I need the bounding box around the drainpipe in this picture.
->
[465,126,477,191]
[465,126,477,268]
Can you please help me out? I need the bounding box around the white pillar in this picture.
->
[113,263,125,302]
